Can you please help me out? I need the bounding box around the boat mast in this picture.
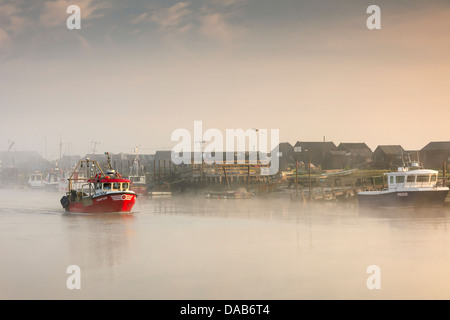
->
[400,148,405,168]
[105,152,112,171]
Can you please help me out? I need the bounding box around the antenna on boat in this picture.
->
[400,148,405,167]
[105,152,112,171]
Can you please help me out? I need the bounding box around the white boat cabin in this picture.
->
[28,173,44,188]
[92,181,131,193]
[385,168,439,190]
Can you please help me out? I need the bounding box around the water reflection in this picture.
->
[2,188,450,299]
[62,213,136,274]
[135,194,362,222]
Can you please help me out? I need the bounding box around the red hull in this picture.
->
[65,193,136,214]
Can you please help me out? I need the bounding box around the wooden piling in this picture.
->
[308,158,312,200]
[247,164,250,191]
[444,162,447,186]
[295,159,298,198]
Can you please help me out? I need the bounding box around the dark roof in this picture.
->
[421,141,450,151]
[139,154,155,162]
[58,155,81,168]
[114,153,154,162]
[82,154,108,162]
[374,145,404,155]
[154,150,174,161]
[0,150,43,161]
[328,150,350,156]
[276,142,293,149]
[338,143,372,152]
[294,141,337,152]
[337,143,372,158]
[272,142,294,156]
[0,150,47,168]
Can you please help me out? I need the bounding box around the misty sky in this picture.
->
[1,0,450,158]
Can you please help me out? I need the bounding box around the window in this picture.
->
[407,175,415,183]
[390,176,394,184]
[417,175,430,183]
[431,175,437,182]
[103,183,111,190]
[113,183,121,190]
[396,176,405,183]
[122,183,129,190]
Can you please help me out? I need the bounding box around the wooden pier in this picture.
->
[149,160,282,194]
[145,159,450,201]
[288,184,385,202]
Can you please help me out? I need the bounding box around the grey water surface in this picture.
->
[1,188,450,300]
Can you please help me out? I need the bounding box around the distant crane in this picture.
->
[91,141,101,154]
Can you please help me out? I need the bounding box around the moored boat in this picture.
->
[43,169,65,191]
[206,190,254,199]
[128,148,148,195]
[60,155,137,214]
[358,162,449,208]
[28,172,45,189]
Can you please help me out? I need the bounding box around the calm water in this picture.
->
[1,188,450,300]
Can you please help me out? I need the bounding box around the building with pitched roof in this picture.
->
[293,141,337,168]
[337,143,373,166]
[373,145,405,167]
[420,141,450,169]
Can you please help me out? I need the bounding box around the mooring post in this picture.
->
[247,164,250,191]
[443,162,447,186]
[308,157,312,201]
[295,159,298,197]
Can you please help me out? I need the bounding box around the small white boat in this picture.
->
[43,169,65,190]
[28,172,45,189]
[358,162,449,208]
[148,191,172,197]
[206,190,254,199]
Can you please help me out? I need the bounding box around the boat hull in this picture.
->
[62,192,136,214]
[130,184,148,195]
[358,189,449,208]
[206,191,254,199]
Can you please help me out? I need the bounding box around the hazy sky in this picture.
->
[1,0,450,158]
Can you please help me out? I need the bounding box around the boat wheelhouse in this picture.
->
[358,163,449,207]
[28,172,45,189]
[60,155,136,214]
[43,169,66,190]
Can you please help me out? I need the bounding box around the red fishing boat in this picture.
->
[60,154,137,214]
